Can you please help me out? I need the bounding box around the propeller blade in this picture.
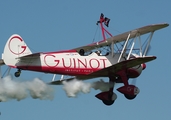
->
[130,78,137,86]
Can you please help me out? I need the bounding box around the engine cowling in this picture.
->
[127,54,147,78]
[117,85,140,96]
[127,65,143,78]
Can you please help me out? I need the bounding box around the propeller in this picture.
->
[130,78,137,86]
[130,45,150,86]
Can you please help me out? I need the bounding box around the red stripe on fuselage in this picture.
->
[16,66,101,76]
[43,49,77,54]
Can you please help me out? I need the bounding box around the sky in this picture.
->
[0,0,171,120]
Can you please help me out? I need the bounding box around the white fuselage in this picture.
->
[16,52,126,76]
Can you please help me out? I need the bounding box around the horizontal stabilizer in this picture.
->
[17,53,42,59]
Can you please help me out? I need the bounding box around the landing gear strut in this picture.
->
[95,76,117,106]
[102,92,117,106]
[116,70,140,100]
[14,69,21,77]
[96,91,117,106]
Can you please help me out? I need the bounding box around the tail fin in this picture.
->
[2,34,32,67]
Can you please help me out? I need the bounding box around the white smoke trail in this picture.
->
[62,79,113,97]
[92,79,114,92]
[0,75,54,102]
[62,80,92,97]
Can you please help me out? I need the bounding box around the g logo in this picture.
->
[8,36,26,55]
[44,54,60,67]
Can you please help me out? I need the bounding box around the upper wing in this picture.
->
[73,23,169,52]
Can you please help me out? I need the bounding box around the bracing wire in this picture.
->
[92,25,99,43]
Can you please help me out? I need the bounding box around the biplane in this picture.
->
[0,13,169,105]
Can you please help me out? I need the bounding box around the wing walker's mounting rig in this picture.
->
[96,13,112,40]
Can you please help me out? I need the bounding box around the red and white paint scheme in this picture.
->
[3,36,143,77]
[1,13,169,105]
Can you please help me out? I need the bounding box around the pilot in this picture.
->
[95,50,101,56]
[79,49,85,56]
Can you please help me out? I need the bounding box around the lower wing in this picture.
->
[50,56,156,85]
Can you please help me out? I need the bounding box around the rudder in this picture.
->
[2,34,32,67]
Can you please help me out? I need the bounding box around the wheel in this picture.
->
[102,93,117,106]
[14,72,20,77]
[124,94,137,100]
[102,100,115,106]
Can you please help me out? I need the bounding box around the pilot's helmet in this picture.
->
[97,50,101,53]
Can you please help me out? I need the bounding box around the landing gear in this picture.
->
[95,76,117,106]
[14,69,21,77]
[116,71,140,100]
[102,92,117,105]
[95,71,140,105]
[96,91,117,106]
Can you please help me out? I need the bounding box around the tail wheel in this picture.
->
[14,69,21,77]
[124,94,137,100]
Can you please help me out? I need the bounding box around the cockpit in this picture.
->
[78,49,110,56]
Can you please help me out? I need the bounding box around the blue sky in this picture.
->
[0,0,171,120]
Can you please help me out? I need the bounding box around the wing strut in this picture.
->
[118,33,131,62]
[51,74,65,82]
[116,30,155,63]
[52,74,56,81]
[111,41,114,57]
[138,34,143,57]
[0,66,1,78]
[60,75,64,81]
[127,36,136,60]
[143,32,154,56]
